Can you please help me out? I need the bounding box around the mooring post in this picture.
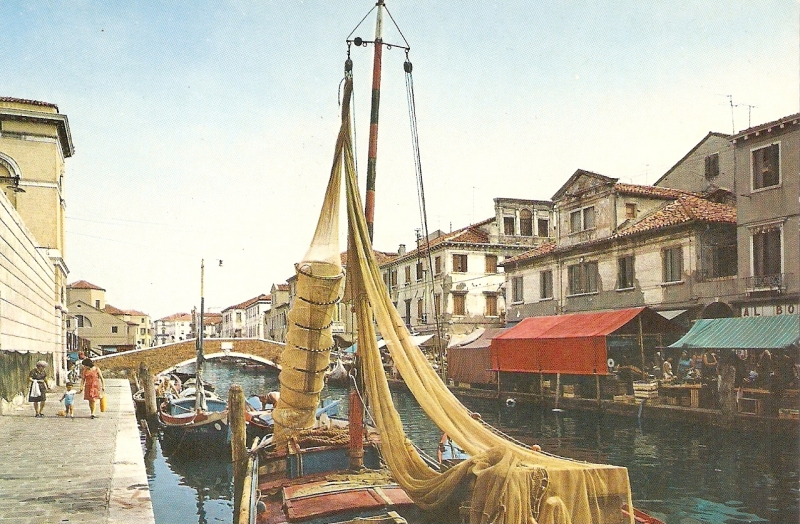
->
[140,362,157,419]
[230,385,247,518]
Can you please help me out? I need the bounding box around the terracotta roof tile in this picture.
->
[223,293,271,312]
[731,112,800,140]
[616,195,735,238]
[614,183,690,199]
[158,312,192,322]
[103,304,125,315]
[508,195,735,265]
[505,241,557,264]
[0,96,59,111]
[68,280,105,291]
[386,217,496,265]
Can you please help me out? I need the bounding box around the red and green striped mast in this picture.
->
[364,0,385,243]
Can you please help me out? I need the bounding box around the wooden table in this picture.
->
[660,383,703,408]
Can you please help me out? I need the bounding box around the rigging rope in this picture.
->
[405,61,446,377]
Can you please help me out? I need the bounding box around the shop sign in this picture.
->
[740,303,797,317]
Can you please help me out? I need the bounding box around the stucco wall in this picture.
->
[0,192,60,355]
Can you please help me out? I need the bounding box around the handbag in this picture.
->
[28,380,41,401]
[99,394,107,412]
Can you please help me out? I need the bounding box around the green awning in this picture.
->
[670,314,799,350]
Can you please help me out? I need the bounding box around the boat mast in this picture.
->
[196,259,206,412]
[364,0,384,243]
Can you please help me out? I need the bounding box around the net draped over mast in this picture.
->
[276,77,635,524]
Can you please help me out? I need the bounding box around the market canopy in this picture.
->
[448,328,508,385]
[491,307,677,375]
[669,314,800,350]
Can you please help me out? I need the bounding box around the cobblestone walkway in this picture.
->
[0,379,154,524]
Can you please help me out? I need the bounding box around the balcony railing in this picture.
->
[746,273,790,292]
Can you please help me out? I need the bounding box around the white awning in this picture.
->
[447,328,486,348]
[658,309,688,320]
[377,334,434,349]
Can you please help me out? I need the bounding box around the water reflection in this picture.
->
[142,360,798,524]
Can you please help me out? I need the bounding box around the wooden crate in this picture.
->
[738,397,757,414]
[633,381,659,392]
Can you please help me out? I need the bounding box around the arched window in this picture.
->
[520,209,533,236]
[75,315,92,328]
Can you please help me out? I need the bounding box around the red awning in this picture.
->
[491,307,648,375]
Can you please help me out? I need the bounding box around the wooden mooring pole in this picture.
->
[139,362,157,420]
[230,385,247,518]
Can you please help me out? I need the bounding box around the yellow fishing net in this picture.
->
[280,77,635,524]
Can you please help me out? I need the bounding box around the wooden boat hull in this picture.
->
[159,397,230,454]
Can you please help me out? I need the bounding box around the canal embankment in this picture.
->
[0,378,154,524]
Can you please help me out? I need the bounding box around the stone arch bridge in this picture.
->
[94,338,285,383]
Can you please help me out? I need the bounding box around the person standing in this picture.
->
[28,360,49,417]
[60,382,77,419]
[79,358,105,419]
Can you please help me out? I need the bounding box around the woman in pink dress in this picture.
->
[79,358,105,419]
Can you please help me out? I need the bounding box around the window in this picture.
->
[520,209,533,236]
[404,266,411,284]
[583,207,595,230]
[111,326,118,334]
[417,299,424,323]
[434,256,441,275]
[570,210,582,232]
[570,206,595,232]
[618,255,635,289]
[434,293,441,317]
[511,276,524,303]
[95,300,100,309]
[752,228,781,277]
[236,312,242,322]
[568,261,598,294]
[452,293,466,316]
[140,328,146,335]
[625,203,636,219]
[503,216,515,235]
[485,255,498,273]
[416,261,424,281]
[540,270,553,299]
[662,247,683,283]
[704,153,719,180]
[537,218,549,237]
[66,319,71,329]
[752,144,780,190]
[485,294,498,317]
[404,299,412,325]
[390,269,398,288]
[453,254,468,273]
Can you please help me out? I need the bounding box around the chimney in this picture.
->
[398,244,406,256]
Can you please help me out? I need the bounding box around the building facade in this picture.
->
[153,313,193,346]
[66,281,148,353]
[379,205,547,341]
[244,294,271,338]
[504,172,739,326]
[730,113,799,317]
[0,97,74,387]
[265,283,290,342]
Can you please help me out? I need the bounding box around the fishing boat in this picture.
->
[159,260,229,456]
[236,3,662,523]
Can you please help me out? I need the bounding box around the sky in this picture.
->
[2,1,798,320]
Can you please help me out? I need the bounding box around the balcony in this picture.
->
[745,273,790,294]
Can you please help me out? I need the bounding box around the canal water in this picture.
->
[142,360,798,524]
